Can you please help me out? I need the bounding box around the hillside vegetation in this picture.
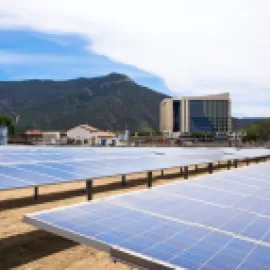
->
[244,119,270,142]
[0,73,168,132]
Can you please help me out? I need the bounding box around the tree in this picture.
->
[0,115,15,135]
[136,122,154,135]
[244,119,270,142]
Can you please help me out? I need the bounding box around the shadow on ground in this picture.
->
[0,164,227,211]
[0,172,181,211]
[0,230,77,269]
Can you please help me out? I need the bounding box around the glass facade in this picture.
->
[173,100,181,132]
[189,100,229,132]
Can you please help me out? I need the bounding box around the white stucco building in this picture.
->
[67,124,117,146]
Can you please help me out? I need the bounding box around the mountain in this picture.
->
[0,73,168,132]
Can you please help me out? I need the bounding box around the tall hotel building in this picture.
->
[160,93,231,134]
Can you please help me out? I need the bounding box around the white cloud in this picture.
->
[0,0,270,116]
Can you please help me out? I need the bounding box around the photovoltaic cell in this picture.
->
[1,146,270,191]
[25,161,270,269]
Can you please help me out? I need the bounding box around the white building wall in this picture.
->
[95,137,117,146]
[67,126,117,145]
[67,126,94,140]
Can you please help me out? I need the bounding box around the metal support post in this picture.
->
[86,180,93,200]
[184,166,189,179]
[246,159,249,166]
[227,160,231,170]
[208,163,213,174]
[147,171,153,188]
[180,167,183,177]
[195,165,198,173]
[161,170,164,177]
[34,186,38,200]
[121,175,126,186]
[234,159,238,168]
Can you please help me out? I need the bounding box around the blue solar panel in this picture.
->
[16,163,80,179]
[25,162,270,269]
[25,199,270,269]
[0,164,62,184]
[4,146,267,191]
[0,174,34,189]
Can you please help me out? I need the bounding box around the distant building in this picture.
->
[160,93,232,134]
[67,124,117,146]
[0,126,8,145]
[42,131,61,144]
[117,126,130,143]
[23,130,63,144]
[24,130,43,142]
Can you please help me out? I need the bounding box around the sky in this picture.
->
[0,0,269,117]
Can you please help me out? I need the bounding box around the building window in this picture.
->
[173,100,181,132]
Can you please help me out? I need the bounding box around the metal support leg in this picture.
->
[34,186,38,200]
[180,167,183,177]
[246,159,249,166]
[227,160,231,170]
[208,163,213,174]
[86,180,93,200]
[195,165,198,173]
[218,161,221,169]
[234,159,238,168]
[122,175,126,186]
[147,171,153,188]
[161,170,164,177]
[184,166,189,179]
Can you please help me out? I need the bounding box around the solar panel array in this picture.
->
[25,162,270,269]
[1,146,270,192]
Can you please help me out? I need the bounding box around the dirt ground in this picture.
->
[0,161,257,270]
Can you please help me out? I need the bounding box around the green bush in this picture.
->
[0,115,15,135]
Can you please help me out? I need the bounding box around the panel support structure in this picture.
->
[161,170,164,177]
[246,159,249,166]
[208,163,213,174]
[147,172,153,188]
[34,186,38,200]
[227,160,231,170]
[121,175,127,186]
[234,159,238,168]
[195,165,198,173]
[183,166,189,179]
[111,248,175,270]
[180,167,183,177]
[86,180,93,201]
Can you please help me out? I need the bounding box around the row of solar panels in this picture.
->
[25,162,270,270]
[0,147,269,164]
[1,147,270,192]
[0,155,216,191]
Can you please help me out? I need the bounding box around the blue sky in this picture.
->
[0,1,270,116]
[0,29,171,95]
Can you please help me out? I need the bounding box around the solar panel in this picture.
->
[1,146,270,201]
[25,162,270,269]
